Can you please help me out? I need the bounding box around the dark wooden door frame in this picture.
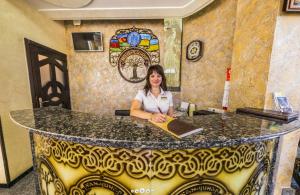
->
[1,39,71,188]
[24,38,71,109]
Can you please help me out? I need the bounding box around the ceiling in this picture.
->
[25,0,215,20]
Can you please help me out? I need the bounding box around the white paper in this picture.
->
[180,101,189,111]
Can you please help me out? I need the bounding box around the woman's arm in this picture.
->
[167,106,174,117]
[130,100,152,119]
[130,100,166,122]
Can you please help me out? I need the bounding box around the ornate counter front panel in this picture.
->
[33,134,276,195]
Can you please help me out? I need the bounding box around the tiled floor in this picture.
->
[0,172,36,195]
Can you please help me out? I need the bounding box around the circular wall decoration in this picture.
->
[118,48,151,83]
[186,40,204,62]
[127,32,141,47]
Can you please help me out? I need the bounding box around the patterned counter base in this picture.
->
[32,134,277,195]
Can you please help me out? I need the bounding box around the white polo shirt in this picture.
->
[134,89,173,114]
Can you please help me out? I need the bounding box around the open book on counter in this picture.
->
[149,116,203,138]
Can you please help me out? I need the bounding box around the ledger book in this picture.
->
[149,116,203,138]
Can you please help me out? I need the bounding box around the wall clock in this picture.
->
[186,40,203,62]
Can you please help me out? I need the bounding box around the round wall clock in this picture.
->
[186,40,204,62]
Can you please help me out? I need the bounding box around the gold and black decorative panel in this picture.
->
[33,134,275,195]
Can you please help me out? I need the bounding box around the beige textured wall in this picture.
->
[66,20,169,114]
[229,0,280,110]
[265,15,300,112]
[181,0,237,109]
[0,0,67,182]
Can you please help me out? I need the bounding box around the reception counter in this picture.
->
[10,107,300,195]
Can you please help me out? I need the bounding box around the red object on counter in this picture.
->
[222,67,231,111]
[226,68,231,81]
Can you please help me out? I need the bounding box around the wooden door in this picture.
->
[25,38,71,109]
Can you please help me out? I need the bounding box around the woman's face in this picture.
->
[149,71,162,88]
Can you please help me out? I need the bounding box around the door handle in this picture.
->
[38,97,49,107]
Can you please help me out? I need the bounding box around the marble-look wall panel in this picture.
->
[181,0,237,109]
[229,0,280,110]
[66,20,172,115]
[164,18,182,90]
[264,15,300,112]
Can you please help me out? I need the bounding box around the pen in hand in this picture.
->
[157,107,166,122]
[157,107,163,114]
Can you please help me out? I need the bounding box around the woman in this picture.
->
[130,65,174,123]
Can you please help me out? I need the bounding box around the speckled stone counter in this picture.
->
[9,107,300,149]
[9,107,300,195]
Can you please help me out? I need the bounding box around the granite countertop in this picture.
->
[10,107,300,149]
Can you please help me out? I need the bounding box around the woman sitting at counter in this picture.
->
[130,65,174,123]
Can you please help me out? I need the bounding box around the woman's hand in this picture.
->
[167,106,175,118]
[151,113,166,123]
[169,113,177,118]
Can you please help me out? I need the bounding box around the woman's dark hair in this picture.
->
[144,65,167,95]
